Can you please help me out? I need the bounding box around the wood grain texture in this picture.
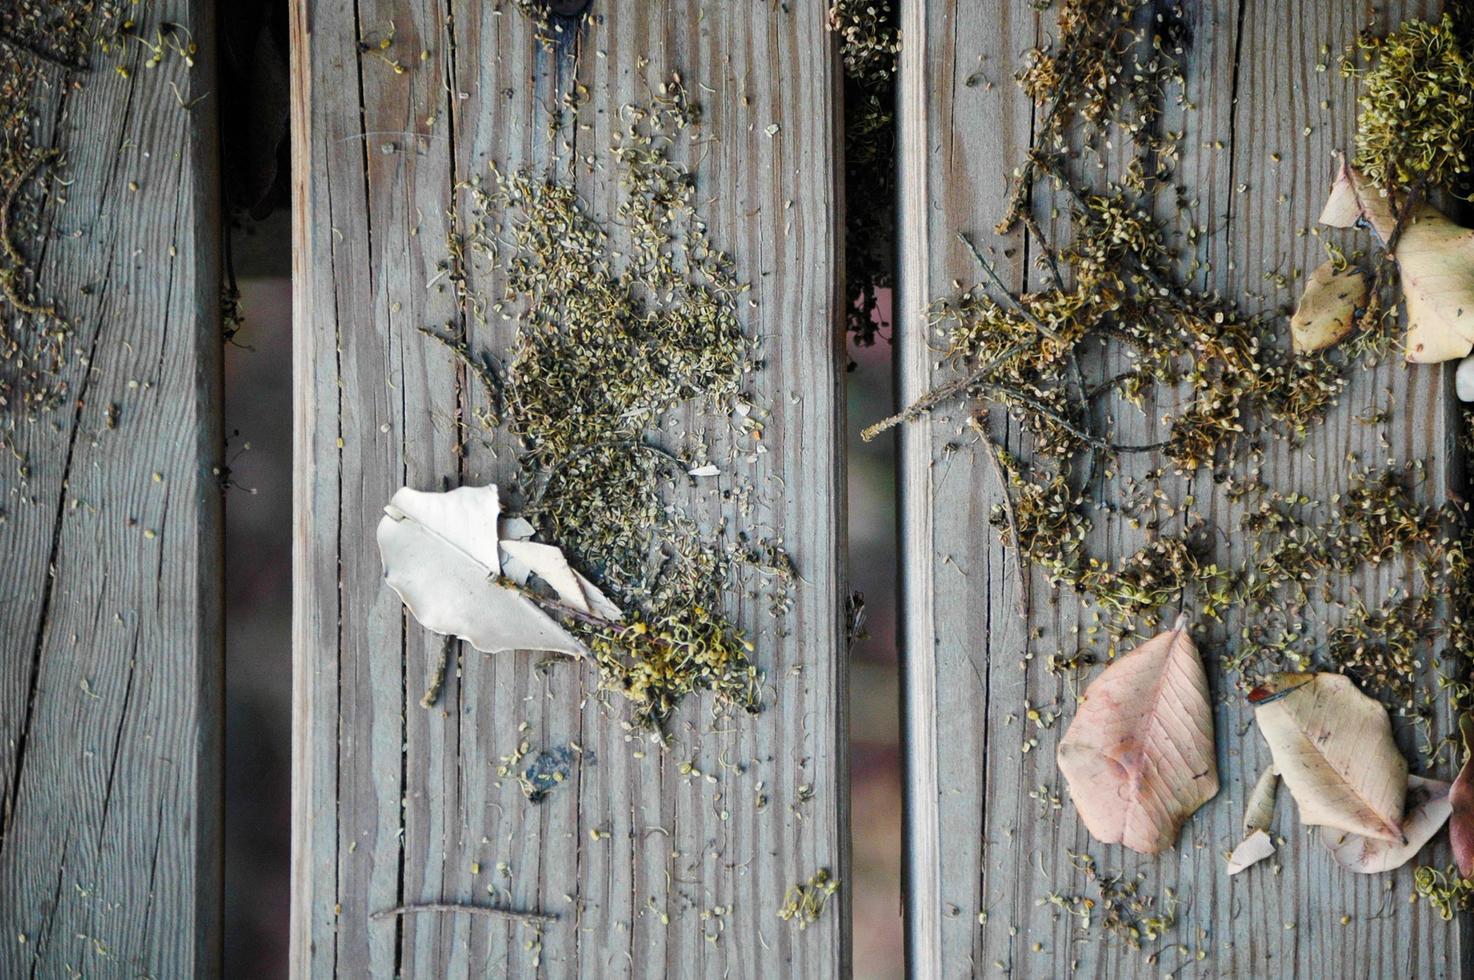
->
[899,1,1468,976]
[291,2,848,976]
[0,4,222,977]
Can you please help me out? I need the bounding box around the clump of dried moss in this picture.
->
[1343,13,1474,196]
[442,76,788,729]
[827,0,899,347]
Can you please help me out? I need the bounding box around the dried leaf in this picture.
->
[1291,261,1366,353]
[377,484,619,657]
[1057,614,1218,855]
[1250,673,1406,843]
[1321,776,1451,874]
[1452,713,1474,878]
[1243,764,1280,835]
[1226,829,1276,876]
[1319,157,1474,363]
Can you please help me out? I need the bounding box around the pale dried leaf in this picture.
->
[1452,714,1474,878]
[1321,776,1451,874]
[1291,261,1366,353]
[1226,829,1276,876]
[378,484,615,657]
[1244,764,1279,835]
[1057,613,1218,855]
[1251,673,1406,843]
[1317,158,1474,363]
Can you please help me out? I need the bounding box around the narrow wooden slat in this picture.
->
[0,4,222,976]
[291,2,848,975]
[900,1,1466,976]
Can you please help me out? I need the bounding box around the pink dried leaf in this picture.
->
[1057,614,1218,855]
[1451,713,1474,879]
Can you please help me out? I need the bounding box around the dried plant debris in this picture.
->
[430,76,790,729]
[777,868,838,930]
[1342,13,1474,197]
[1414,865,1474,920]
[1067,852,1176,951]
[1057,614,1218,854]
[1322,775,1451,874]
[520,744,582,803]
[1250,673,1407,843]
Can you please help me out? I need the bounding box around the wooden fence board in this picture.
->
[291,2,848,976]
[899,1,1468,976]
[0,4,222,977]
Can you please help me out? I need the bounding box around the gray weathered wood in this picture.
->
[0,4,223,977]
[291,2,848,975]
[900,1,1468,976]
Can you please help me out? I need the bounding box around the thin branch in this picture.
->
[420,635,454,709]
[860,343,1025,442]
[371,902,556,925]
[957,232,1059,339]
[976,425,1029,620]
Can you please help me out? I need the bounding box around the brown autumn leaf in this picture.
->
[1250,672,1406,843]
[1319,156,1474,363]
[1291,260,1366,354]
[1057,613,1218,855]
[1321,776,1451,874]
[1452,713,1474,878]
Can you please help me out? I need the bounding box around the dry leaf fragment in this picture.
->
[1319,157,1474,363]
[1321,776,1451,874]
[1291,261,1367,353]
[1243,764,1280,835]
[1057,614,1218,855]
[1226,829,1276,876]
[1451,714,1474,878]
[1250,672,1406,843]
[377,484,619,657]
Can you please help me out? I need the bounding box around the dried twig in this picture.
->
[371,902,556,925]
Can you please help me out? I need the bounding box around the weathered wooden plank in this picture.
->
[900,1,1467,976]
[291,2,848,975]
[0,4,222,977]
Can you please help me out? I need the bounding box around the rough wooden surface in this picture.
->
[0,5,222,978]
[291,2,847,976]
[899,1,1470,976]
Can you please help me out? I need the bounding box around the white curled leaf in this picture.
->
[1226,829,1276,876]
[377,484,617,657]
[1321,776,1451,874]
[687,463,721,478]
[1318,156,1474,364]
[1250,673,1406,843]
[1056,613,1218,855]
[499,515,536,541]
[1244,764,1280,835]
